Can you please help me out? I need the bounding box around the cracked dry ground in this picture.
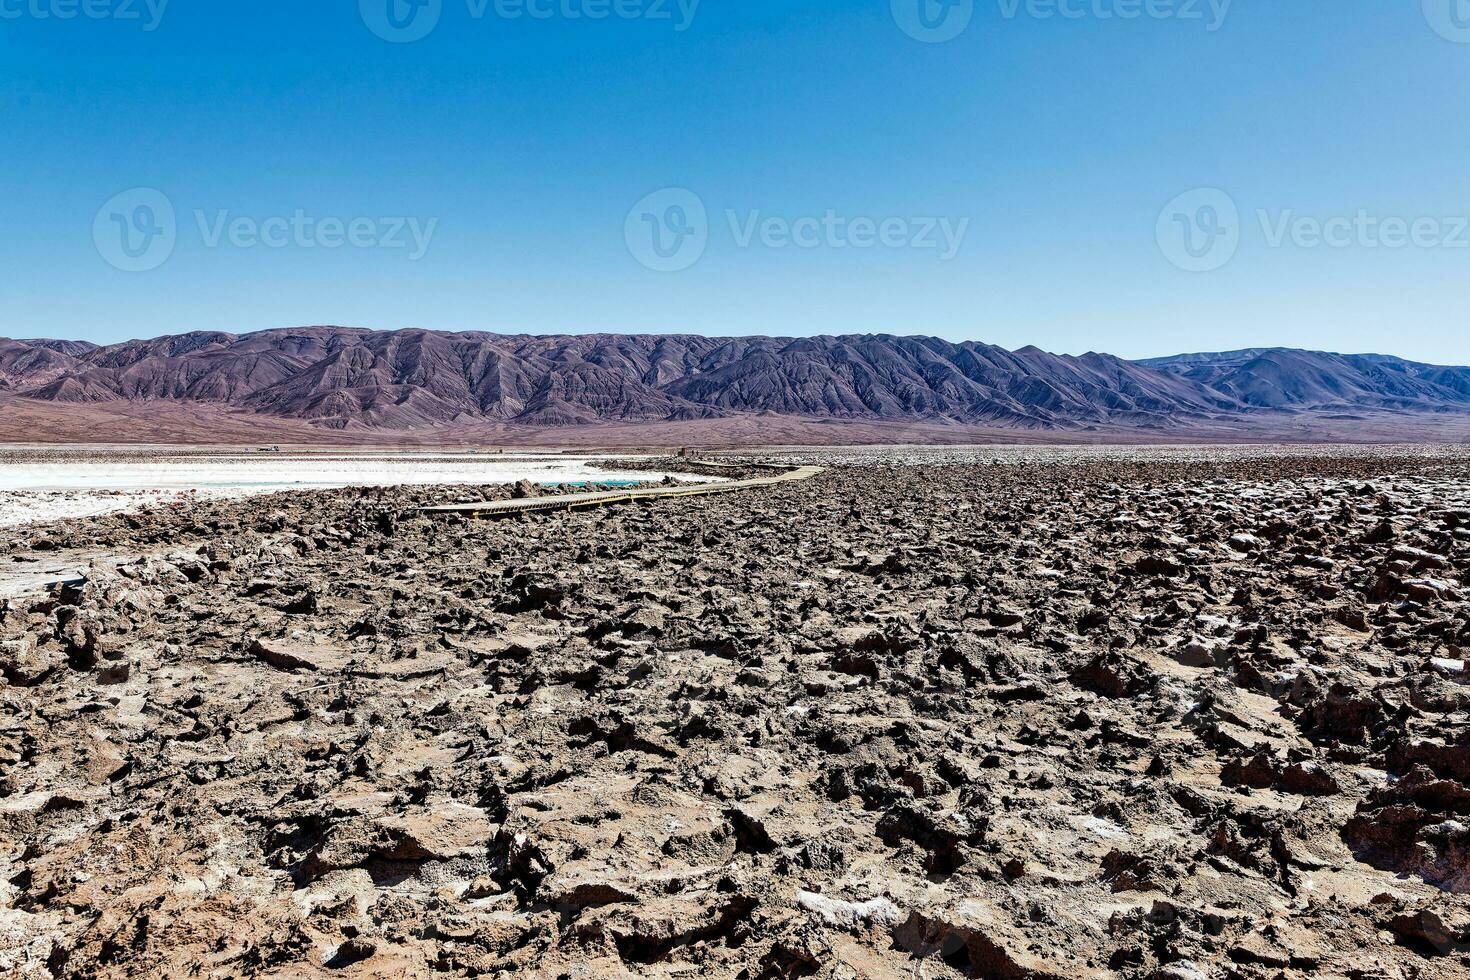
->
[6,452,1470,978]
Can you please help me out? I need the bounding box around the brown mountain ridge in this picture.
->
[1,327,1467,433]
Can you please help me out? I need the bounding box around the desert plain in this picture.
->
[2,443,1470,978]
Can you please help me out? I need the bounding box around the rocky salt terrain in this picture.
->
[4,448,1470,977]
[0,447,703,532]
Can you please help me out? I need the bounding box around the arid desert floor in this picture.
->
[3,444,1470,978]
[0,447,710,531]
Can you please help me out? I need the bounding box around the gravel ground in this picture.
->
[3,446,1470,978]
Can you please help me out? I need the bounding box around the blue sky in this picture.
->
[1,1,1468,362]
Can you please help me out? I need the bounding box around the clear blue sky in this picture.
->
[2,1,1468,363]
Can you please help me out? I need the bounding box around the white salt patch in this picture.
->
[0,453,711,530]
[1068,814,1131,841]
[796,891,903,928]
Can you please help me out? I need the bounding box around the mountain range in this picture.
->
[1,327,1467,435]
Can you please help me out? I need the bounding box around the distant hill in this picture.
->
[1140,348,1470,412]
[1,328,1467,433]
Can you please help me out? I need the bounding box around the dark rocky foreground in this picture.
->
[5,449,1470,978]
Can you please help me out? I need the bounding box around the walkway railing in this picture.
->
[420,462,824,519]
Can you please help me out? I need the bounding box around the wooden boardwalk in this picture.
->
[420,462,825,519]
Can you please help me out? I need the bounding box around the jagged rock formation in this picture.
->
[5,445,1470,977]
[2,328,1468,431]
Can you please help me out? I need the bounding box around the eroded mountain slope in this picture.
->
[8,329,1465,432]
